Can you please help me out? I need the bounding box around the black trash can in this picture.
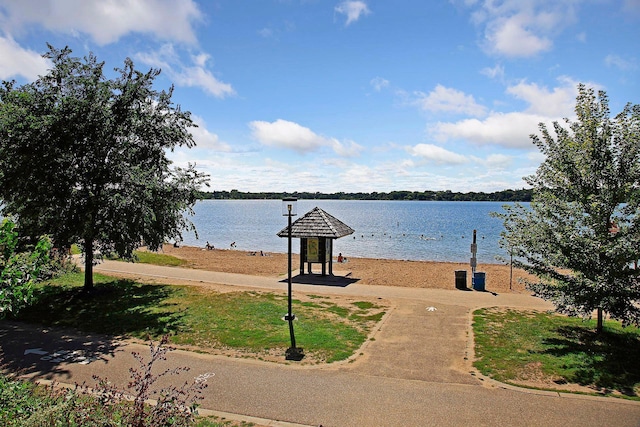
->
[455,270,467,290]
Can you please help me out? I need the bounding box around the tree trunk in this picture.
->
[84,239,94,291]
[596,307,603,334]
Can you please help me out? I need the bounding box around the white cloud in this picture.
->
[249,119,362,157]
[335,1,371,26]
[178,60,235,98]
[370,76,389,91]
[430,79,581,148]
[414,85,486,117]
[480,64,505,80]
[258,28,274,38]
[485,153,513,169]
[330,138,365,157]
[432,111,550,148]
[527,150,546,164]
[0,36,50,80]
[250,119,325,153]
[407,144,469,165]
[135,45,235,98]
[338,164,380,187]
[189,115,232,152]
[605,54,637,71]
[0,0,202,45]
[464,0,579,58]
[506,78,577,116]
[487,14,552,57]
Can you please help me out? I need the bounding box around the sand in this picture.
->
[159,245,533,294]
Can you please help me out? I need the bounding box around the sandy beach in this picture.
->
[159,245,533,294]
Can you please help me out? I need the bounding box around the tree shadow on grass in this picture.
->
[15,279,186,339]
[541,325,640,396]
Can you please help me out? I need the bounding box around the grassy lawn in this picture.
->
[3,270,385,425]
[132,250,188,267]
[104,250,188,267]
[16,272,386,364]
[473,307,640,399]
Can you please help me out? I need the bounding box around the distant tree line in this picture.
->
[198,188,532,202]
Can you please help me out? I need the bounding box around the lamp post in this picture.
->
[282,198,302,360]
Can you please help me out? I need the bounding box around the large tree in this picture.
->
[495,84,640,333]
[0,45,208,290]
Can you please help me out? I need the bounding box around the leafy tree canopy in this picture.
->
[495,84,640,333]
[0,45,208,290]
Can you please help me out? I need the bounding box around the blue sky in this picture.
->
[1,0,638,193]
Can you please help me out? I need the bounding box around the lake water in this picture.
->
[181,200,517,264]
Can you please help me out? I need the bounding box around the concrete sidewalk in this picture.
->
[1,261,639,426]
[90,259,554,309]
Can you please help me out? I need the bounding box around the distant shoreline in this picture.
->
[198,188,532,202]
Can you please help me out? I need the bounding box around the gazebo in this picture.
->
[277,207,354,276]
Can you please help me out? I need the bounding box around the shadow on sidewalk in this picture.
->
[280,273,360,287]
[0,321,125,381]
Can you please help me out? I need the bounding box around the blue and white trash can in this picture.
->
[472,272,486,291]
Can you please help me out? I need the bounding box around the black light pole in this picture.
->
[282,198,302,360]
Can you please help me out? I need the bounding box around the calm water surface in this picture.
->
[181,200,517,264]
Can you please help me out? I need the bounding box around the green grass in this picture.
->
[104,250,188,267]
[132,250,188,267]
[473,308,640,398]
[16,273,385,363]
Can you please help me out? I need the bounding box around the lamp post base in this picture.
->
[285,346,305,361]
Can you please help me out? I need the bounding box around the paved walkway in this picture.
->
[1,260,639,426]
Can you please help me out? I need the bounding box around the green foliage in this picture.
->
[494,84,640,331]
[0,219,52,317]
[473,308,640,398]
[0,44,208,290]
[0,374,46,422]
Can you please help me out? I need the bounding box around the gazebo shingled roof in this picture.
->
[277,207,354,239]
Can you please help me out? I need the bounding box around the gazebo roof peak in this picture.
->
[277,206,354,239]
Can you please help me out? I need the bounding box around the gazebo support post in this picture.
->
[329,238,333,275]
[299,238,306,275]
[321,238,327,276]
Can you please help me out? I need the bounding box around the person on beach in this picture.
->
[337,253,344,263]
[206,241,214,250]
